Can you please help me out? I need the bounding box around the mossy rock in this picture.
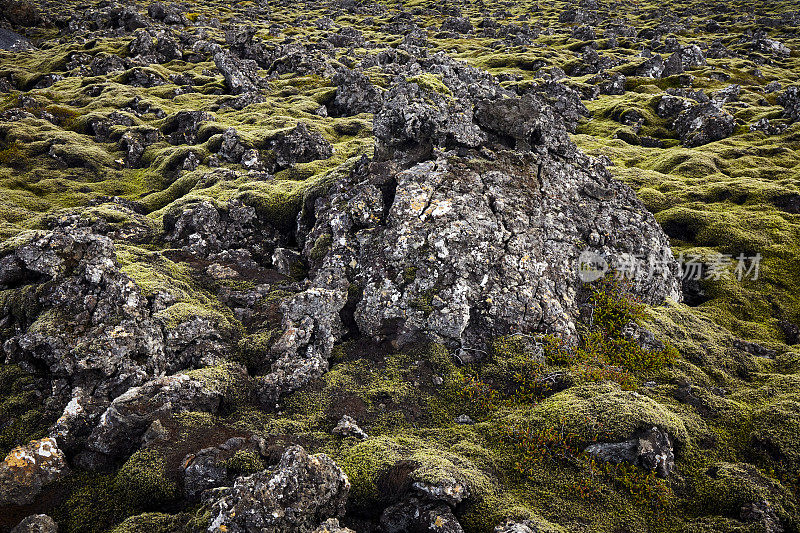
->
[115,448,179,508]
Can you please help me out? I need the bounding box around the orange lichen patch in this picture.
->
[0,437,68,505]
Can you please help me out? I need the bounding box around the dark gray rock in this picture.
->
[330,68,384,116]
[584,426,675,477]
[269,122,333,171]
[635,54,665,78]
[214,49,266,95]
[162,110,214,145]
[164,198,282,265]
[87,370,230,459]
[379,497,464,533]
[332,415,368,439]
[0,439,68,506]
[205,445,350,533]
[674,102,736,147]
[778,86,800,123]
[441,16,473,34]
[10,514,58,533]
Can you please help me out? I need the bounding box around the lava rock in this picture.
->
[332,415,368,439]
[584,426,675,477]
[87,371,229,460]
[379,497,464,533]
[205,445,350,533]
[778,86,800,123]
[674,103,736,147]
[0,438,68,506]
[162,110,214,145]
[10,515,58,533]
[330,67,384,116]
[268,122,334,171]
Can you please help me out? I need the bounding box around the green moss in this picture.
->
[220,449,266,475]
[500,382,691,445]
[309,232,333,261]
[0,364,51,457]
[693,462,797,527]
[115,447,179,507]
[407,73,453,97]
[55,473,136,533]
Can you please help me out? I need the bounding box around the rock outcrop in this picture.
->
[205,445,350,533]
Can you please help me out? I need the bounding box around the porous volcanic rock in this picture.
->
[205,445,350,533]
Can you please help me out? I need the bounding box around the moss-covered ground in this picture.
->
[1,0,800,530]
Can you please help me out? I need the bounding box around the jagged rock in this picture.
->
[740,501,784,533]
[10,514,58,533]
[559,7,597,24]
[129,28,182,63]
[0,0,42,27]
[525,81,590,132]
[778,86,800,123]
[162,110,214,145]
[674,102,736,147]
[272,247,304,277]
[301,70,680,356]
[0,438,67,506]
[256,288,345,402]
[89,111,136,142]
[205,445,350,533]
[441,16,473,34]
[226,25,268,64]
[712,84,740,105]
[263,42,331,77]
[328,27,365,48]
[163,198,282,265]
[372,80,485,165]
[67,4,150,33]
[147,2,188,25]
[750,117,785,135]
[87,371,228,460]
[588,72,626,95]
[218,128,248,163]
[312,519,355,533]
[662,51,684,77]
[379,497,464,533]
[214,49,266,95]
[656,94,695,119]
[268,122,334,171]
[572,25,596,41]
[1,228,166,403]
[120,128,161,168]
[412,476,469,507]
[635,54,665,78]
[330,68,384,116]
[332,415,368,439]
[584,426,675,477]
[753,34,791,57]
[183,436,267,499]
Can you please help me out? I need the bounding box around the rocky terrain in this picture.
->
[0,0,799,531]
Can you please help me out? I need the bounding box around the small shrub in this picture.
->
[456,373,503,415]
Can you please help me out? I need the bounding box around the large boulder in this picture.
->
[0,228,165,403]
[205,445,350,533]
[0,438,67,506]
[298,61,680,359]
[86,371,228,460]
[10,514,58,533]
[674,102,736,147]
